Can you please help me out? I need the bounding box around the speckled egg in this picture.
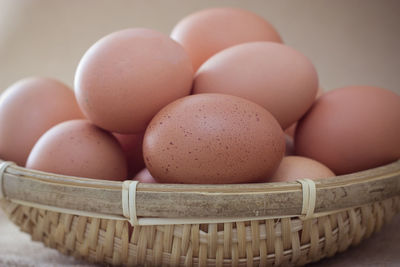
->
[143,94,285,184]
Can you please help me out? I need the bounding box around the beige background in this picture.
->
[0,0,400,94]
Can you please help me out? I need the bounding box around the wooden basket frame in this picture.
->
[1,159,399,266]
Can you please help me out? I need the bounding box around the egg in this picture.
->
[266,156,335,182]
[193,42,318,129]
[26,120,127,180]
[295,86,400,175]
[0,77,84,166]
[134,168,157,183]
[113,133,145,177]
[171,7,282,71]
[74,28,193,134]
[143,93,285,184]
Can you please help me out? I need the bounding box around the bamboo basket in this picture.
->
[0,159,399,266]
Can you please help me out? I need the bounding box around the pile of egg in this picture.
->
[0,7,399,184]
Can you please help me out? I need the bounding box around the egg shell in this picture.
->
[171,7,282,72]
[143,93,285,184]
[193,42,318,129]
[75,28,193,134]
[134,168,157,183]
[295,86,400,175]
[0,77,84,166]
[113,133,145,177]
[26,120,127,181]
[267,156,335,182]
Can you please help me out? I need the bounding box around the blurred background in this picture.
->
[0,0,399,94]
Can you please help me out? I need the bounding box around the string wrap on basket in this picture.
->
[0,161,15,199]
[296,178,317,220]
[122,180,139,226]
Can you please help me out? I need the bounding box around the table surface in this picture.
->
[0,208,399,267]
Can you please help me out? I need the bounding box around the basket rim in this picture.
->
[1,159,399,222]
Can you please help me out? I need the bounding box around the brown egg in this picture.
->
[113,133,145,177]
[285,87,324,137]
[143,94,285,184]
[134,168,157,183]
[26,120,127,180]
[295,86,400,175]
[0,77,84,166]
[75,28,193,134]
[266,156,335,182]
[171,7,282,71]
[193,42,318,129]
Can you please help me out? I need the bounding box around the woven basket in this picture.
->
[0,159,399,266]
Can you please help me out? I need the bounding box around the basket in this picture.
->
[0,159,399,266]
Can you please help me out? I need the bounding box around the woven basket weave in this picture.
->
[0,159,399,266]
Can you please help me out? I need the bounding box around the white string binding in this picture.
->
[122,180,139,226]
[0,161,15,199]
[296,178,317,220]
